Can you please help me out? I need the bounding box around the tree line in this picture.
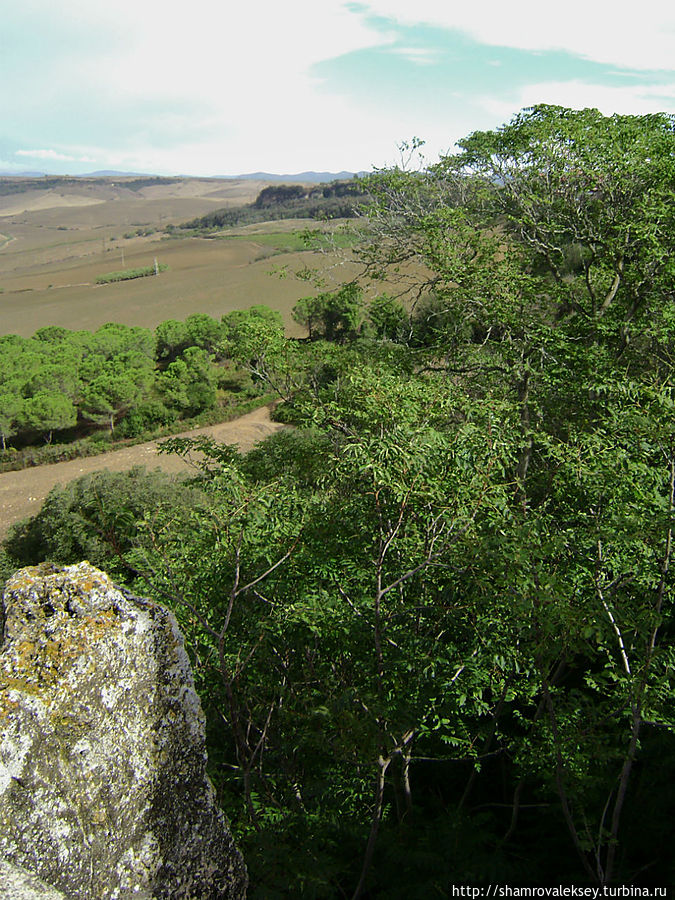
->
[0,290,426,455]
[0,308,282,451]
[179,179,368,231]
[3,105,675,895]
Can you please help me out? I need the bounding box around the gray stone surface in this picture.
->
[0,562,247,899]
[0,858,66,899]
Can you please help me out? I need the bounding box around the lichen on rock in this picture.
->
[0,857,67,899]
[0,562,247,899]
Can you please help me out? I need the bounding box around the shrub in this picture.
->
[115,400,177,437]
[95,264,168,284]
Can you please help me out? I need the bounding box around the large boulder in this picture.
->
[0,562,247,899]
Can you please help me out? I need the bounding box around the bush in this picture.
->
[217,368,255,393]
[270,401,303,425]
[240,427,331,486]
[115,400,177,437]
[3,467,200,582]
[95,263,168,284]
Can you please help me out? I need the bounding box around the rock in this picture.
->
[0,858,66,899]
[0,562,247,899]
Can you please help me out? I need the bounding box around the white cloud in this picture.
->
[65,90,436,175]
[478,80,675,125]
[4,0,396,173]
[357,1,675,71]
[390,46,439,65]
[16,149,95,163]
[6,1,674,176]
[48,0,387,104]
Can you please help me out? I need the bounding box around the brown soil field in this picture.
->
[0,406,285,540]
[0,176,359,336]
[0,176,265,219]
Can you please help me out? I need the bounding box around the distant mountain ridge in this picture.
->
[0,170,366,183]
[223,171,366,183]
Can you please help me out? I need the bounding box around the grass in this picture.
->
[221,231,311,252]
[218,228,360,254]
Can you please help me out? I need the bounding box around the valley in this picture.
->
[0,175,358,337]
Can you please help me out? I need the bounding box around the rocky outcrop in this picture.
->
[0,858,67,899]
[0,562,247,899]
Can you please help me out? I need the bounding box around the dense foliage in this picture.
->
[4,106,675,895]
[0,307,282,455]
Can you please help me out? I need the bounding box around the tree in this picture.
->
[291,294,325,340]
[3,467,201,583]
[87,322,155,362]
[80,353,153,433]
[367,293,409,342]
[155,319,189,362]
[19,391,77,443]
[184,313,225,356]
[353,105,675,884]
[292,283,364,342]
[454,106,675,328]
[6,107,675,892]
[0,389,23,450]
[81,374,142,433]
[222,305,283,345]
[157,347,217,416]
[0,334,72,446]
[25,364,81,403]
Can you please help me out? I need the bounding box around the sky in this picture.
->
[2,0,675,177]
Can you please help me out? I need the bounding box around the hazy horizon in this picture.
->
[0,169,364,180]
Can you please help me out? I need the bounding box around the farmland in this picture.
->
[0,175,359,338]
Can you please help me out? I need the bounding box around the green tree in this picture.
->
[184,313,225,356]
[353,104,675,884]
[19,391,77,443]
[80,353,153,433]
[291,294,325,340]
[292,284,364,342]
[366,293,409,342]
[455,106,675,328]
[155,319,189,362]
[25,364,81,403]
[0,389,23,450]
[157,347,217,416]
[222,305,284,344]
[4,467,201,583]
[7,107,675,893]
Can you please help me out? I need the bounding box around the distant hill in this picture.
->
[180,179,368,231]
[224,171,366,183]
[0,174,175,198]
[87,170,152,177]
[0,169,365,183]
[0,170,48,177]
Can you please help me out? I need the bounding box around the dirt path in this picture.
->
[0,406,284,540]
[0,232,15,252]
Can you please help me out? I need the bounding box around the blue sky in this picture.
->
[2,0,675,176]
